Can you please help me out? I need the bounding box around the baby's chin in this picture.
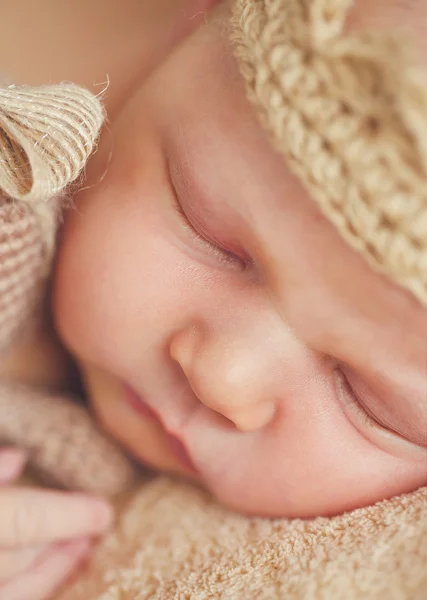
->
[76,364,286,516]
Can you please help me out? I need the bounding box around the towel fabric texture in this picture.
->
[54,478,427,600]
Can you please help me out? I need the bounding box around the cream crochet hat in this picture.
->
[232,0,427,306]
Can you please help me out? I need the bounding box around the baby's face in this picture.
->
[54,1,427,517]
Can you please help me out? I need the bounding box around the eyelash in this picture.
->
[335,369,388,433]
[170,189,247,269]
[336,371,424,455]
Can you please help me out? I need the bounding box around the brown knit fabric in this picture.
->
[0,83,105,353]
[232,0,427,307]
[0,383,135,496]
[0,83,136,496]
[0,199,45,352]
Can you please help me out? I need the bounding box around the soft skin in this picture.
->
[55,0,427,518]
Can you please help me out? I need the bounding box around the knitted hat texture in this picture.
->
[232,0,427,305]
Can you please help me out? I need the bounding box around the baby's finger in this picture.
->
[0,488,112,547]
[0,449,27,484]
[0,545,47,584]
[0,539,91,600]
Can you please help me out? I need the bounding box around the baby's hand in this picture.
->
[0,448,112,600]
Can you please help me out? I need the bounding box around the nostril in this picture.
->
[209,409,238,431]
[203,400,276,433]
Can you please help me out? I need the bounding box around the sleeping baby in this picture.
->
[0,0,426,598]
[55,0,427,518]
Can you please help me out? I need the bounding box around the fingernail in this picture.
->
[0,448,27,482]
[69,494,114,533]
[63,538,92,558]
[60,539,93,586]
[89,499,114,531]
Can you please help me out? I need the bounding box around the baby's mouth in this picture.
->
[123,385,199,474]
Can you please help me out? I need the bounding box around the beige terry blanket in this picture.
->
[56,477,427,600]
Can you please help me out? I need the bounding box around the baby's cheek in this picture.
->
[82,365,182,472]
[54,193,139,369]
[54,214,102,364]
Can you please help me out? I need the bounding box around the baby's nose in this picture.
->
[169,327,276,432]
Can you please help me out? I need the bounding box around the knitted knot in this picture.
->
[0,83,105,351]
[232,0,427,307]
[0,83,104,203]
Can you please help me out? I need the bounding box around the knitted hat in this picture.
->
[231,0,427,306]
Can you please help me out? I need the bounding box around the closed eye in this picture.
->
[167,156,250,270]
[333,368,427,459]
